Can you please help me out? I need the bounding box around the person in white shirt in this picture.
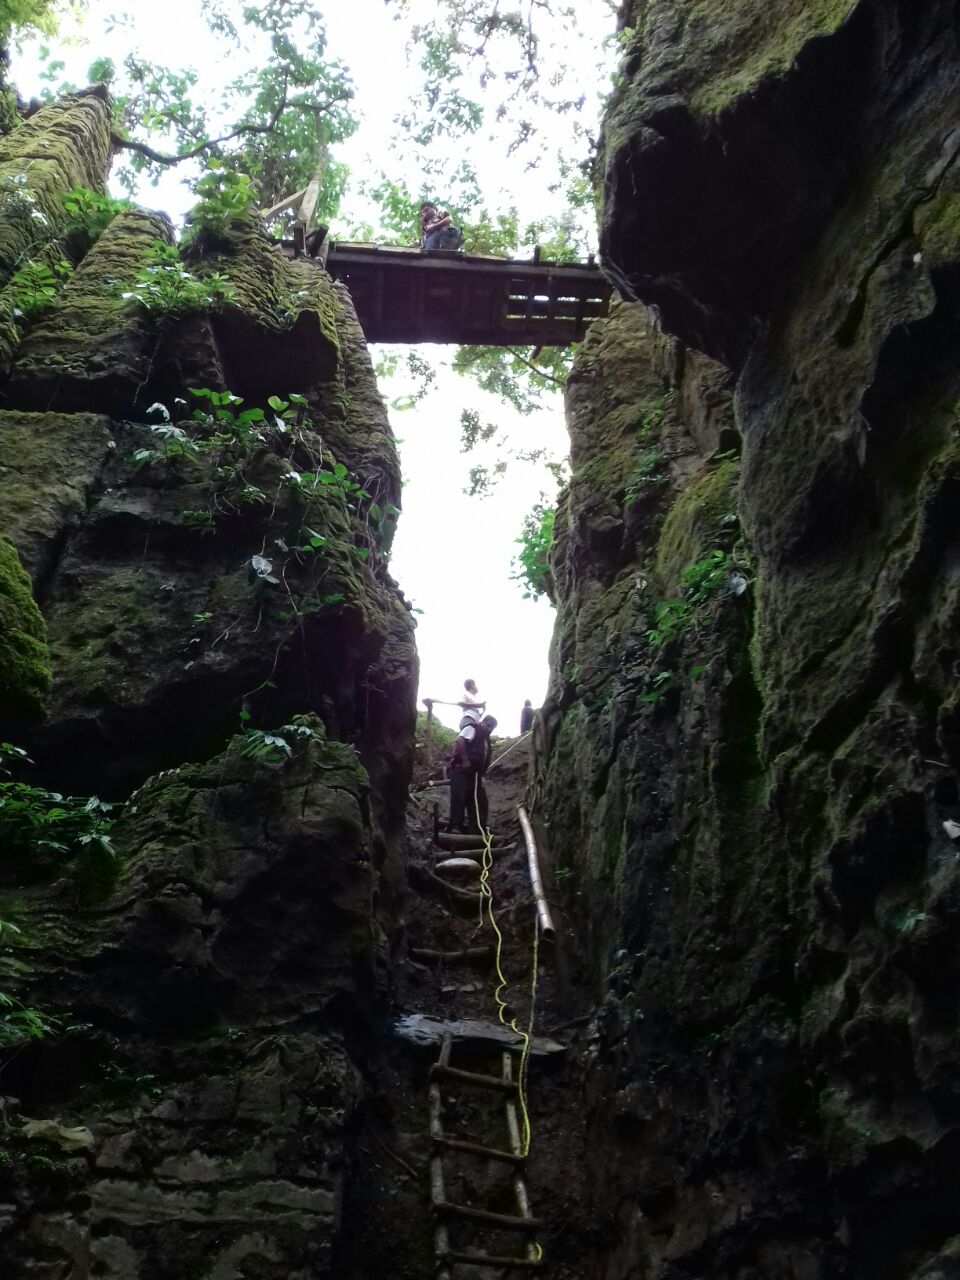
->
[458,677,485,728]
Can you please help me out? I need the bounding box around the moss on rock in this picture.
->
[654,458,740,591]
[7,208,174,413]
[682,0,860,117]
[202,221,341,399]
[0,92,111,281]
[0,535,50,724]
[0,410,113,580]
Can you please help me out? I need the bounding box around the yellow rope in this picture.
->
[471,771,538,1157]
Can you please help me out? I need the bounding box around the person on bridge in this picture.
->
[420,201,465,251]
[520,699,535,734]
[449,714,498,833]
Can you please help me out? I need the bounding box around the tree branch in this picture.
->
[111,83,353,168]
[508,348,566,385]
[112,71,292,167]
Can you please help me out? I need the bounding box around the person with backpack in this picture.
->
[420,201,465,251]
[449,714,498,833]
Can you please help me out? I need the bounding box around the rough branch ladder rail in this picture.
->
[280,239,611,346]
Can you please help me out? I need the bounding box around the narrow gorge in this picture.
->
[1,2,959,1278]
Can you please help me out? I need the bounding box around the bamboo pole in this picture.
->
[504,1053,541,1266]
[517,807,556,942]
[423,697,434,766]
[260,187,307,220]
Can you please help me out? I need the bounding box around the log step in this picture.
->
[408,946,493,966]
[440,1250,542,1270]
[430,1063,516,1093]
[433,1199,540,1232]
[435,831,499,851]
[433,1134,525,1164]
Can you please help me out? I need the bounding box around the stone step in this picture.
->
[434,856,482,879]
[391,1013,566,1058]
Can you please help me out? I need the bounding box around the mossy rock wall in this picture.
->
[0,101,416,1277]
[0,90,111,281]
[6,208,175,413]
[538,1,960,1275]
[601,0,960,368]
[0,534,50,723]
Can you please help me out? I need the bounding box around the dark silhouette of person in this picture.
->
[449,714,498,833]
[520,699,534,734]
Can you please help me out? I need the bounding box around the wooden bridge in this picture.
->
[320,242,612,347]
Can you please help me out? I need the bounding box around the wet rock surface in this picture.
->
[539,1,960,1274]
[0,92,416,1277]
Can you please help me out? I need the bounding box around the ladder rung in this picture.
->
[433,1199,540,1232]
[441,1250,543,1270]
[433,1134,525,1164]
[430,1063,516,1093]
[409,945,493,965]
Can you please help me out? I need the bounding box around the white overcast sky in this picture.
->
[16,0,615,735]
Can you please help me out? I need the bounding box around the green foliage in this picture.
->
[459,408,499,452]
[0,538,50,724]
[624,447,666,502]
[0,0,59,41]
[60,187,130,249]
[0,991,59,1048]
[182,164,256,246]
[680,548,734,605]
[452,345,570,415]
[0,742,116,883]
[108,2,357,221]
[235,712,326,764]
[416,711,458,753]
[644,551,734,647]
[512,501,556,603]
[3,257,72,334]
[112,239,235,318]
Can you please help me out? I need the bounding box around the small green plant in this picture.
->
[133,423,202,468]
[113,240,234,317]
[180,508,214,529]
[60,186,129,248]
[645,597,690,647]
[0,992,59,1048]
[236,713,324,764]
[182,164,256,246]
[641,669,676,704]
[512,501,555,602]
[680,549,732,605]
[4,257,72,331]
[0,742,116,882]
[625,447,666,502]
[102,1061,162,1099]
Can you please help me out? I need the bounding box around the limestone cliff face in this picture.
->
[539,2,960,1276]
[0,95,416,1276]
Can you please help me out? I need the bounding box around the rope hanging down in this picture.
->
[471,774,541,1161]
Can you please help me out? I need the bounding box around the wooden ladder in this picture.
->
[429,1033,542,1273]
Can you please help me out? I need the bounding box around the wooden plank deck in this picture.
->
[320,241,612,346]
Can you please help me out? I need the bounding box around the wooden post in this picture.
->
[423,697,434,765]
